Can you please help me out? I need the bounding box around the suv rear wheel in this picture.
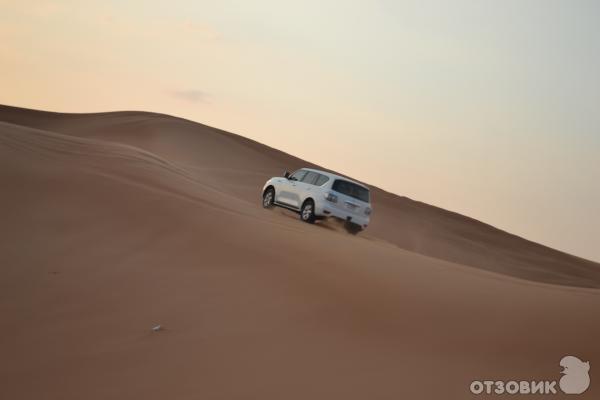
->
[345,221,363,235]
[300,200,316,223]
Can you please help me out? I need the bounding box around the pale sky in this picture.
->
[1,0,599,261]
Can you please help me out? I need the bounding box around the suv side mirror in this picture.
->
[284,171,291,179]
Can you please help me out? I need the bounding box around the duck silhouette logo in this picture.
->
[559,356,590,394]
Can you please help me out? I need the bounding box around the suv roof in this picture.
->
[301,168,369,190]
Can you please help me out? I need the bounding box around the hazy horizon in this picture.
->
[2,0,599,262]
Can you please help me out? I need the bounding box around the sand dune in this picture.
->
[1,105,599,399]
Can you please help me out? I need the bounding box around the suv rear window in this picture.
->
[332,179,370,202]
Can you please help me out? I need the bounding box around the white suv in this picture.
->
[261,168,372,233]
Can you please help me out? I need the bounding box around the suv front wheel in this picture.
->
[262,187,275,208]
[300,200,316,223]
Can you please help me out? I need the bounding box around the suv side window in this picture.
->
[315,174,329,186]
[289,170,307,181]
[301,171,318,185]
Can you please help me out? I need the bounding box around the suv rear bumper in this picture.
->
[316,204,370,227]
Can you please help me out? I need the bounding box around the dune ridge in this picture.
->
[1,104,599,400]
[1,104,598,287]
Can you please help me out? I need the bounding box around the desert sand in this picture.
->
[1,104,599,399]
